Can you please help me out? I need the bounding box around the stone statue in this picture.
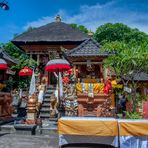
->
[50,94,58,118]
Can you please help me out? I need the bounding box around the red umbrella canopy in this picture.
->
[19,67,33,76]
[45,59,70,72]
[0,58,8,70]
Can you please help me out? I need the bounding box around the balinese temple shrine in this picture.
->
[12,15,89,85]
[65,38,114,117]
[12,15,114,117]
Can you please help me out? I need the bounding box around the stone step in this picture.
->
[40,113,50,118]
[44,97,51,101]
[46,90,54,93]
[14,124,37,135]
[40,116,58,122]
[46,86,56,90]
[39,127,57,135]
[36,125,57,135]
[11,113,18,118]
[41,103,50,108]
[45,92,54,95]
[0,117,16,125]
[42,120,57,126]
[0,124,16,133]
[43,98,51,102]
[42,117,58,122]
[40,108,50,112]
[44,93,52,98]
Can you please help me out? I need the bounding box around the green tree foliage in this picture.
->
[94,23,148,45]
[1,41,37,89]
[70,24,89,34]
[96,23,148,112]
[2,42,37,70]
[2,42,23,59]
[10,56,36,89]
[102,41,148,112]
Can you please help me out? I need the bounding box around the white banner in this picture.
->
[29,71,36,96]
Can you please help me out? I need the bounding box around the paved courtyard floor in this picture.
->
[0,133,58,148]
[0,133,114,148]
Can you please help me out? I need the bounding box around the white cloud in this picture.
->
[23,1,148,33]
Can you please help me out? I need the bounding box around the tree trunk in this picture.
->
[131,82,137,112]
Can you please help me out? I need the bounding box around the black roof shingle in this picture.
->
[66,38,109,57]
[12,22,89,43]
[0,49,18,64]
[133,72,148,81]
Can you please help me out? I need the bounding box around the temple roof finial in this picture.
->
[88,30,94,37]
[55,15,61,23]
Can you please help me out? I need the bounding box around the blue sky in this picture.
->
[0,0,148,43]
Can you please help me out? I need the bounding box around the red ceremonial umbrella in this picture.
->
[45,59,70,105]
[45,59,70,72]
[0,58,8,70]
[19,67,33,76]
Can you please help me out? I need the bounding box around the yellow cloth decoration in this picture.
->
[111,80,123,89]
[112,84,123,89]
[76,83,82,93]
[76,83,104,93]
[111,80,117,85]
[120,121,148,136]
[58,119,118,136]
[0,83,6,90]
[84,78,97,83]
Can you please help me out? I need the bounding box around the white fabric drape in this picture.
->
[59,72,63,98]
[53,72,58,78]
[29,71,36,96]
[19,88,22,98]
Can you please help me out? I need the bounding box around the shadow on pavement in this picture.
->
[0,133,9,137]
[62,143,115,148]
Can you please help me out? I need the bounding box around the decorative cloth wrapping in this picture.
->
[58,118,148,148]
[76,83,104,93]
[59,72,63,98]
[54,85,59,103]
[58,117,118,147]
[118,119,148,148]
[29,71,36,96]
[38,90,44,103]
[19,89,22,98]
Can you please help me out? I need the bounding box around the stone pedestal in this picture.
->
[26,94,37,124]
[14,124,37,135]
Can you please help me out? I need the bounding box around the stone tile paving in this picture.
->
[0,134,58,148]
[0,133,114,148]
